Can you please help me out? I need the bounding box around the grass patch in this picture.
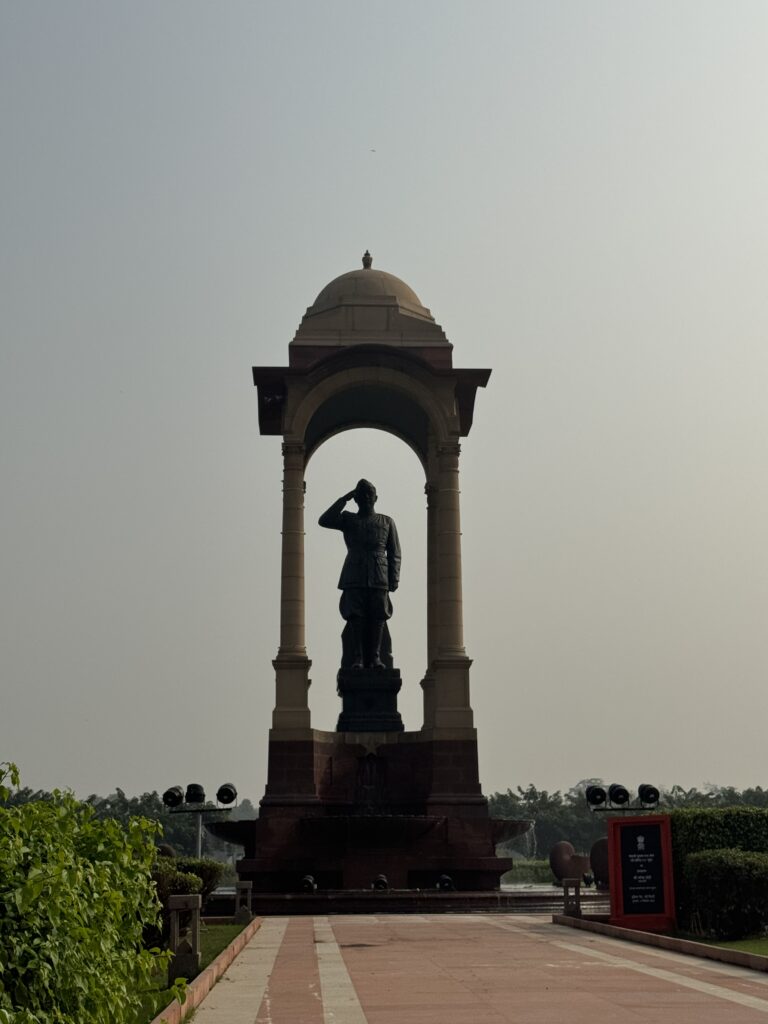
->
[132,922,246,1024]
[502,859,554,884]
[201,923,244,965]
[710,936,768,955]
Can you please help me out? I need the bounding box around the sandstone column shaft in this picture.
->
[272,441,311,732]
[278,442,306,654]
[436,442,466,656]
[431,441,474,732]
[421,480,439,728]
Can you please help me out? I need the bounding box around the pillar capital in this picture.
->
[282,441,306,465]
[437,441,461,463]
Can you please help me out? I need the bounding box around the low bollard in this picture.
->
[234,880,253,924]
[168,893,202,985]
[562,877,582,918]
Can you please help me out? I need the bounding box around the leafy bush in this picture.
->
[175,857,224,907]
[151,858,202,906]
[0,762,177,1024]
[671,807,768,928]
[146,858,202,950]
[684,848,768,939]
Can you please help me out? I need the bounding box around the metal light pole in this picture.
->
[162,783,238,856]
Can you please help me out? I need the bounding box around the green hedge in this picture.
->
[0,762,178,1024]
[152,858,202,907]
[175,857,224,907]
[684,848,768,939]
[671,807,768,930]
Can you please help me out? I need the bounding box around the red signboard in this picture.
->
[608,814,676,932]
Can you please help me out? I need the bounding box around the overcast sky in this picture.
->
[3,1,768,805]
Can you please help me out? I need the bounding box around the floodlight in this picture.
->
[585,785,607,807]
[437,874,455,892]
[372,874,389,891]
[300,874,317,893]
[608,783,630,806]
[216,783,238,805]
[162,786,184,808]
[638,783,660,806]
[185,783,206,804]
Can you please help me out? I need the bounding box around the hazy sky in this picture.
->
[3,2,768,805]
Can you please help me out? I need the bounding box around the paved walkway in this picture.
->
[194,914,768,1023]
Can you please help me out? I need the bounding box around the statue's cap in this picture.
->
[354,479,376,496]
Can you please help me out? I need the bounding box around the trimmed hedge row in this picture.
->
[684,848,768,939]
[670,808,768,934]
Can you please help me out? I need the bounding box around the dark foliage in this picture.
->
[670,806,768,929]
[684,848,768,939]
[2,785,254,859]
[488,781,607,856]
[175,857,225,907]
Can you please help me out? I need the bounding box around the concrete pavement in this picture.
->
[192,914,768,1023]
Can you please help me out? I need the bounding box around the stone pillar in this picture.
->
[272,441,311,731]
[420,481,438,729]
[436,443,465,656]
[432,441,473,731]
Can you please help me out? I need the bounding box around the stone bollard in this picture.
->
[168,893,202,985]
[233,880,253,924]
[562,877,582,918]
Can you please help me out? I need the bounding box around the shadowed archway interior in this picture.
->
[304,385,430,469]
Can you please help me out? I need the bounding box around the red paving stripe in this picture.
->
[254,916,323,1024]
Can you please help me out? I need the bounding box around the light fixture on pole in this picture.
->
[162,782,238,857]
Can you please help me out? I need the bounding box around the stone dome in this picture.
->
[307,253,431,319]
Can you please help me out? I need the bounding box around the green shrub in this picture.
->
[684,848,768,939]
[151,858,203,907]
[175,857,225,907]
[0,762,178,1024]
[146,858,202,950]
[671,807,768,928]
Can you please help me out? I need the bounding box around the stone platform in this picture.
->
[209,728,528,892]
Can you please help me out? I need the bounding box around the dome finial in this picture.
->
[362,250,373,269]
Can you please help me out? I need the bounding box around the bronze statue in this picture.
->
[319,480,401,670]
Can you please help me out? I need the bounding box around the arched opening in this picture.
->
[304,383,432,469]
[304,427,427,732]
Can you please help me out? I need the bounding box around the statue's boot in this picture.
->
[369,621,386,669]
[350,619,364,670]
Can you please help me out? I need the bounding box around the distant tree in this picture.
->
[229,796,258,820]
[489,781,606,857]
[1,783,251,859]
[489,780,768,860]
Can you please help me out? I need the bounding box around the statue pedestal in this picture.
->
[336,669,404,733]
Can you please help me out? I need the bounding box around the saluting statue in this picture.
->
[319,480,401,670]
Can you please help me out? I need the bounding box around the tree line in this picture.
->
[8,779,768,862]
[2,784,258,859]
[488,781,768,858]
